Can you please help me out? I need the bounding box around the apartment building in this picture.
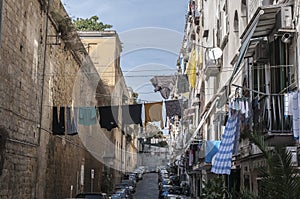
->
[78,31,140,186]
[178,0,299,197]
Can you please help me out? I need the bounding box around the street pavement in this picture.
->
[133,173,158,199]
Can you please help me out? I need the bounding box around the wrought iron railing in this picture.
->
[252,95,292,134]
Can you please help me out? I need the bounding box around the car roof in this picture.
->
[165,194,189,198]
[75,192,106,198]
[76,192,105,195]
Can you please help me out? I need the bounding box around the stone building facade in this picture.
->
[79,31,140,186]
[0,0,112,198]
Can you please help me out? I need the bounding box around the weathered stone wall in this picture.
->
[0,0,43,198]
[0,0,110,198]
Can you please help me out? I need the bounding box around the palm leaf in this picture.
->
[246,132,300,199]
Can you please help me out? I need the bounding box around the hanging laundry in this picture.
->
[233,114,240,155]
[292,91,300,140]
[232,100,240,110]
[165,99,182,118]
[245,100,250,118]
[284,92,293,117]
[150,75,176,99]
[66,107,78,135]
[228,101,232,118]
[289,92,294,116]
[185,48,197,88]
[98,106,119,131]
[122,104,142,126]
[277,95,282,124]
[189,0,195,16]
[179,53,185,73]
[205,140,221,163]
[240,100,246,114]
[284,93,289,117]
[189,149,194,166]
[176,74,190,94]
[52,106,65,135]
[144,102,164,129]
[211,114,238,175]
[217,89,228,109]
[78,107,97,126]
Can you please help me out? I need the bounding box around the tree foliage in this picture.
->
[200,176,231,199]
[72,15,112,31]
[247,132,300,199]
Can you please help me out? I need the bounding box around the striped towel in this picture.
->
[211,114,238,175]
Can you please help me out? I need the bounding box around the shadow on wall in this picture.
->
[0,126,8,176]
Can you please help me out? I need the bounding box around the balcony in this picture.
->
[204,55,221,78]
[252,95,294,145]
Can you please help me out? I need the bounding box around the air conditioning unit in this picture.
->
[253,40,269,64]
[276,6,293,30]
[286,146,298,166]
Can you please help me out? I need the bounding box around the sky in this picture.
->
[61,0,188,102]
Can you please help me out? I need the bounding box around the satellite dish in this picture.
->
[208,47,223,60]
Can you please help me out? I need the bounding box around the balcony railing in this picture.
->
[204,53,221,77]
[252,95,292,134]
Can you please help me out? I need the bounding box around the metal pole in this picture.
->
[70,185,73,198]
[91,169,94,192]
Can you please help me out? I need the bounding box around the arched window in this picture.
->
[234,10,239,33]
[241,0,247,17]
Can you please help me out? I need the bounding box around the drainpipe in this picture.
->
[35,0,51,198]
[264,63,272,131]
[296,3,300,89]
[38,0,51,144]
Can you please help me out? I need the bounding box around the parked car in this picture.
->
[128,173,137,182]
[115,183,133,194]
[164,194,190,199]
[109,193,122,199]
[133,170,143,180]
[159,179,173,190]
[75,192,108,199]
[159,185,174,199]
[121,179,136,188]
[114,188,132,199]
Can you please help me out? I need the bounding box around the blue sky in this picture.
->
[62,0,188,102]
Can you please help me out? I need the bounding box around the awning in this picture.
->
[241,3,295,62]
[184,93,219,151]
[229,9,262,82]
[244,39,261,58]
[240,3,294,41]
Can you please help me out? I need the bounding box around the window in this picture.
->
[202,30,209,38]
[269,38,293,93]
[252,62,266,98]
[220,1,229,43]
[234,11,239,33]
[241,0,247,17]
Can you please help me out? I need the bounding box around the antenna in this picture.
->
[207,47,223,60]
